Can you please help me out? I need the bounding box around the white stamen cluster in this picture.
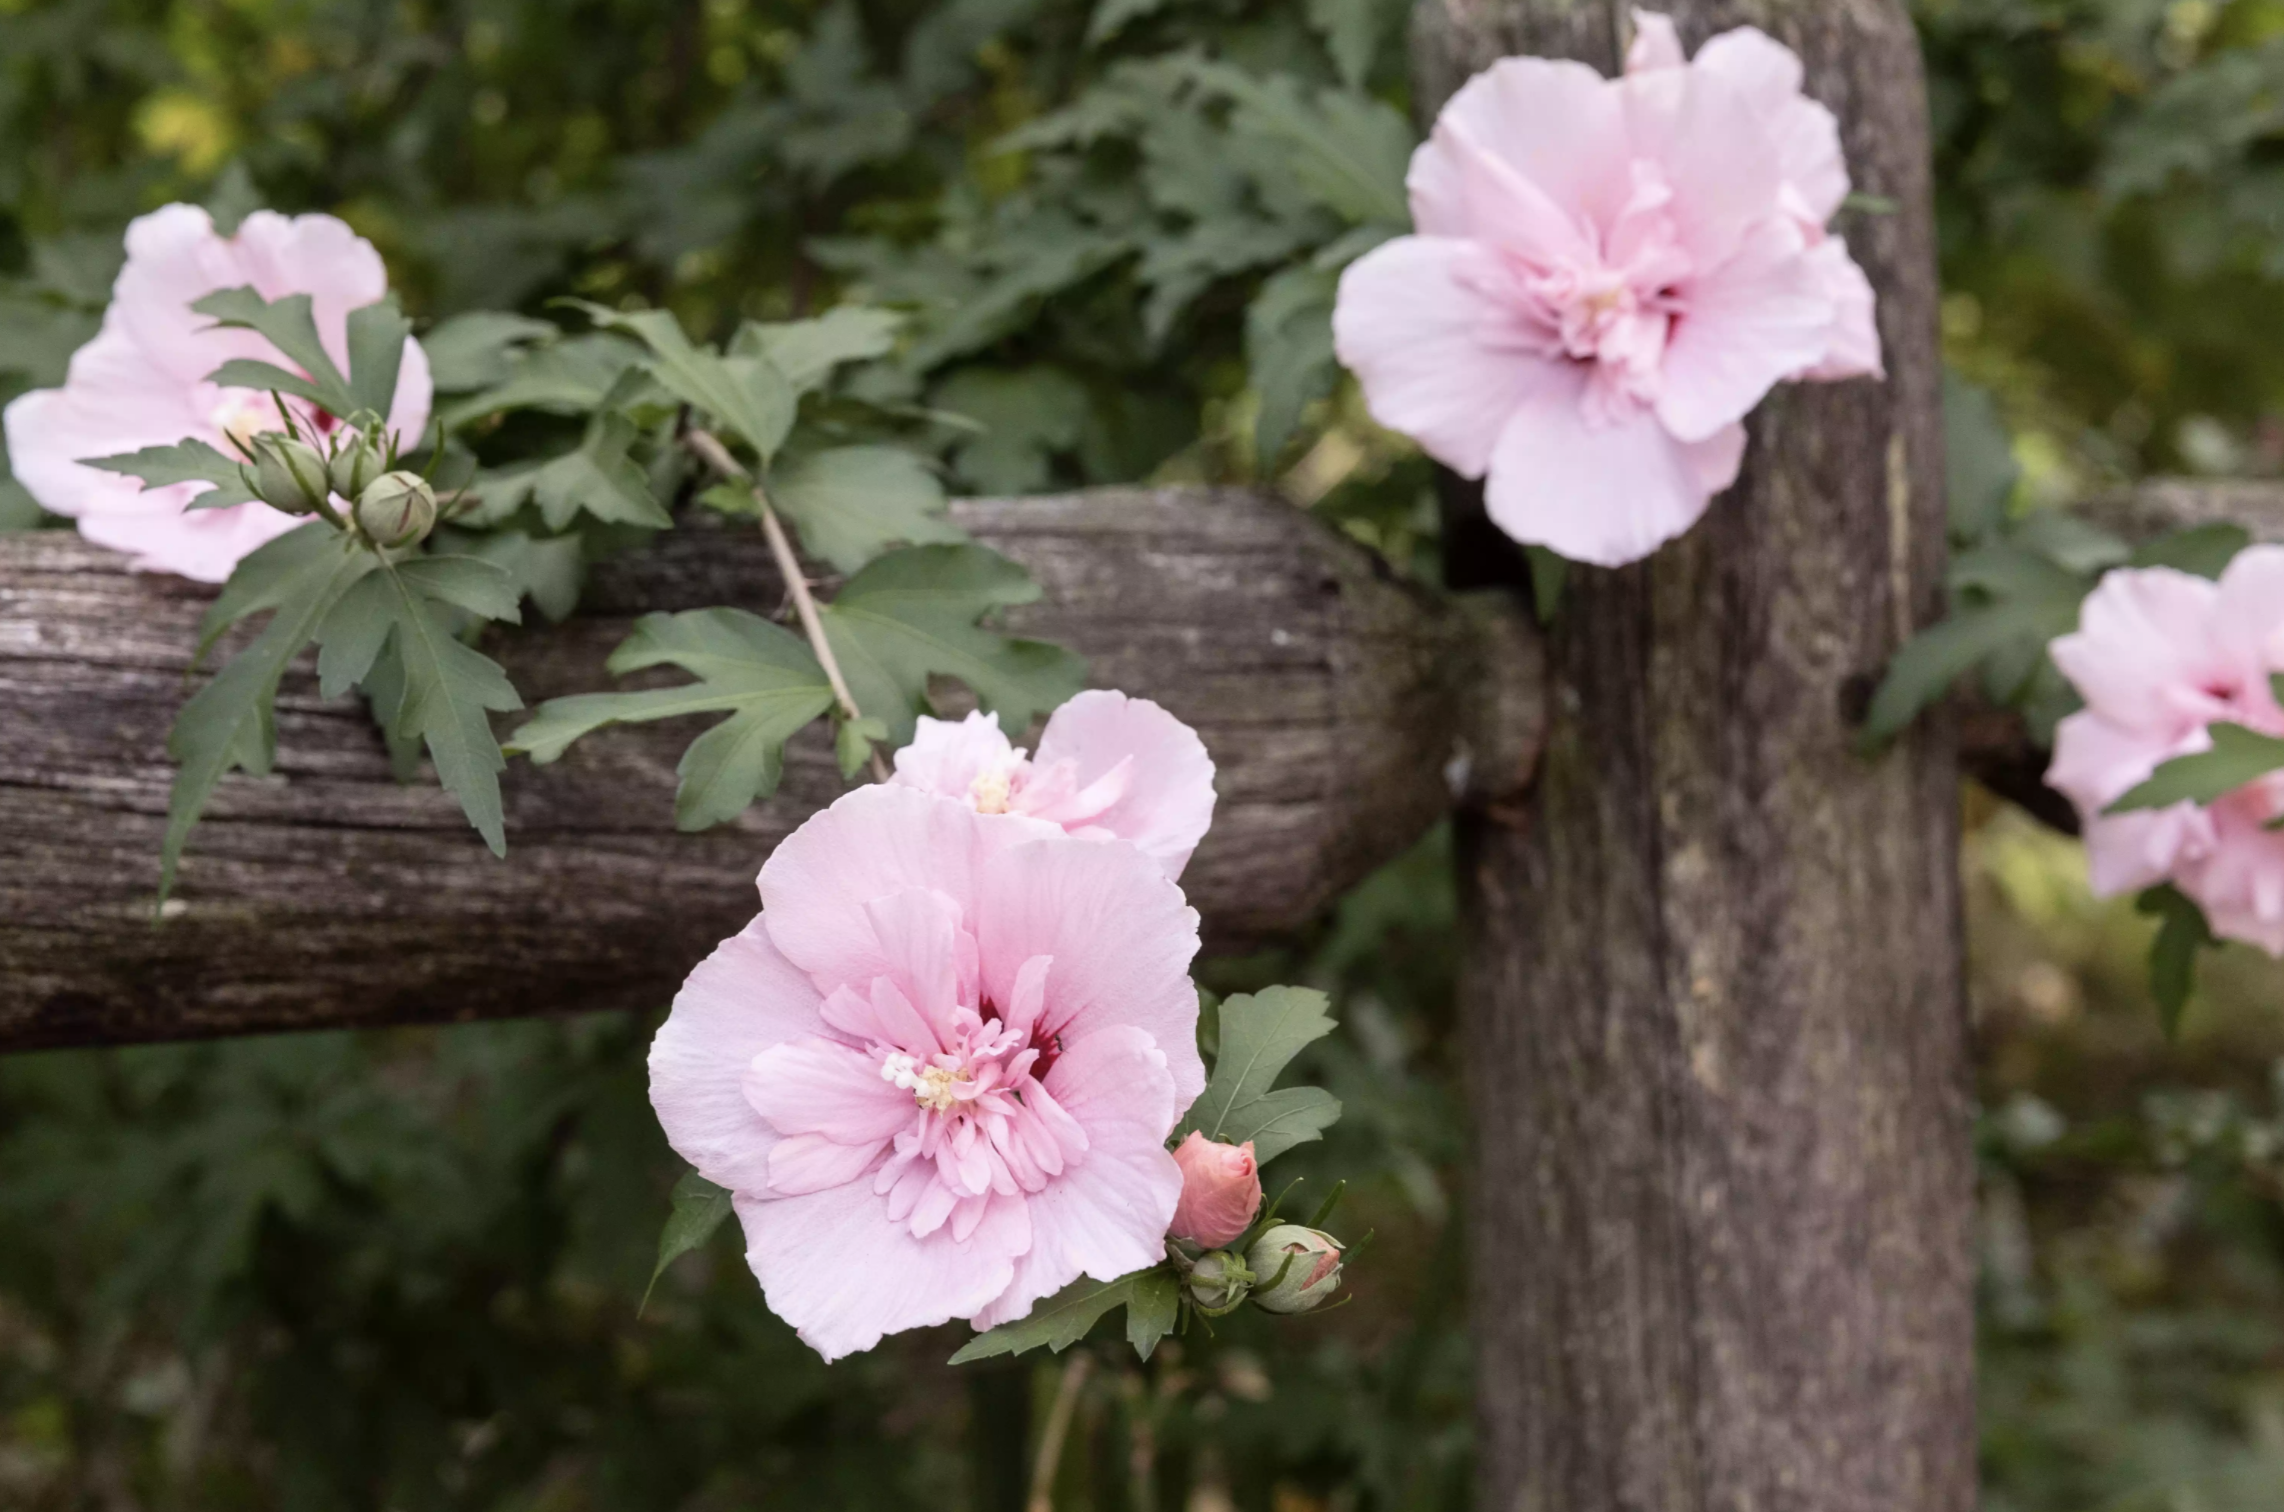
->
[880,1051,964,1113]
[967,765,1015,815]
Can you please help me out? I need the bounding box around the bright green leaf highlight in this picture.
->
[1175,986,1343,1165]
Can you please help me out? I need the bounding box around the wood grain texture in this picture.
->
[0,486,1537,1051]
[1412,2,1978,1508]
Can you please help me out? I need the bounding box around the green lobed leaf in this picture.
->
[345,295,412,420]
[85,438,259,510]
[1175,986,1344,1165]
[368,564,524,855]
[506,608,836,830]
[2138,883,2217,1039]
[819,544,1087,745]
[439,333,650,426]
[769,445,964,573]
[2107,724,2284,814]
[439,527,588,623]
[568,301,797,462]
[949,1273,1146,1364]
[1124,1270,1180,1360]
[1858,584,2088,748]
[478,412,672,531]
[160,534,381,901]
[420,311,558,392]
[192,287,359,418]
[2129,522,2254,579]
[733,307,902,394]
[642,1169,734,1314]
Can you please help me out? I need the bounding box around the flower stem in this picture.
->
[1027,1352,1093,1512]
[681,426,888,782]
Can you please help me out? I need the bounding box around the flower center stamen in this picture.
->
[880,1051,968,1113]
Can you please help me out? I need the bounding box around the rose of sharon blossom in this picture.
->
[1168,1132,1261,1248]
[890,690,1217,879]
[1331,10,1880,568]
[649,784,1204,1360]
[3,204,432,583]
[2047,547,2284,954]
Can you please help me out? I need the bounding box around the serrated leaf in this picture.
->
[949,1274,1143,1363]
[1181,61,1410,226]
[771,445,964,572]
[2138,883,2216,1039]
[439,333,649,426]
[2130,522,2253,579]
[734,307,901,394]
[345,295,412,419]
[2107,723,2284,813]
[819,545,1086,745]
[439,527,587,623]
[506,608,835,829]
[85,438,260,510]
[1858,590,2086,747]
[160,536,380,901]
[371,566,523,855]
[481,412,672,531]
[569,301,796,462]
[192,287,360,418]
[836,714,888,779]
[395,555,523,623]
[421,311,557,392]
[642,1169,734,1314]
[314,571,397,697]
[1125,1270,1180,1360]
[1176,986,1343,1164]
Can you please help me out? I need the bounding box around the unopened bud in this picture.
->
[355,470,438,549]
[328,437,382,501]
[1244,1225,1343,1315]
[1169,1132,1261,1248]
[1184,1249,1253,1315]
[249,434,332,516]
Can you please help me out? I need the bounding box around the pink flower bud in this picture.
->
[1168,1132,1261,1248]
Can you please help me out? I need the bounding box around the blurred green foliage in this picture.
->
[10,0,2284,1506]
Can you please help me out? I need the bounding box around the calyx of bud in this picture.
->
[355,470,438,549]
[328,437,382,501]
[1183,1249,1253,1315]
[1244,1225,1343,1315]
[247,434,332,516]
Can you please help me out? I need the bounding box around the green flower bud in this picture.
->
[1184,1249,1253,1315]
[1244,1225,1343,1315]
[328,437,382,502]
[355,470,438,549]
[249,434,332,516]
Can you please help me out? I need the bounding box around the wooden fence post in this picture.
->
[1410,2,1978,1508]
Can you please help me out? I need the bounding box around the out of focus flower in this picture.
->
[1331,9,1879,567]
[891,690,1216,878]
[2047,547,2284,953]
[1168,1132,1261,1248]
[2,204,432,582]
[647,784,1204,1361]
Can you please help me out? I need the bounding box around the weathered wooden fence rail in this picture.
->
[0,486,1540,1051]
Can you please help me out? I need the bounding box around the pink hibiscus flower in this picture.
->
[2047,547,2284,954]
[1331,9,1881,568]
[649,784,1204,1360]
[2,203,433,583]
[889,690,1217,879]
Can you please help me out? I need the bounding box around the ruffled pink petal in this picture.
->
[971,1026,1182,1329]
[2081,810,2214,899]
[974,834,1204,1104]
[1030,691,1216,878]
[2046,710,2171,814]
[1626,10,1686,72]
[1694,28,1849,222]
[2050,568,2226,734]
[767,1132,892,1196]
[2189,823,2284,957]
[1798,236,1884,381]
[1416,114,1598,269]
[736,1184,1030,1363]
[1410,57,1631,238]
[1656,216,1832,442]
[758,785,1024,993]
[2211,546,2284,678]
[892,711,1019,801]
[1334,237,1563,479]
[648,918,830,1197]
[862,887,974,1041]
[1624,62,1787,271]
[744,1038,918,1147]
[1482,370,1725,567]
